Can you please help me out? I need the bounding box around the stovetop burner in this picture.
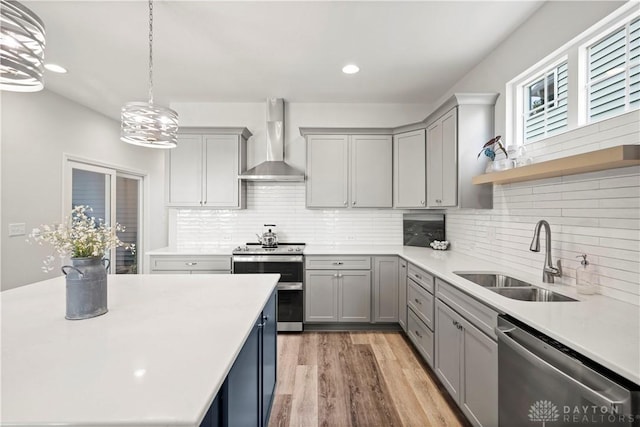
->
[233,243,305,255]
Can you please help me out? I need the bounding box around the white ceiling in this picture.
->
[28,1,544,119]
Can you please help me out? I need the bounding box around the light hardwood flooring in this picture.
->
[268,331,470,427]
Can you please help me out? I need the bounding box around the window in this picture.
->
[524,62,568,142]
[587,16,640,122]
[507,3,639,146]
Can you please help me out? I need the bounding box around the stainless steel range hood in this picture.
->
[239,98,305,181]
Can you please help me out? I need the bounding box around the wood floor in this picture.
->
[268,331,470,427]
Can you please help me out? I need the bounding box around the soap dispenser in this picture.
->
[576,254,597,295]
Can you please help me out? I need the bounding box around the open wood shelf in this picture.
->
[472,145,640,185]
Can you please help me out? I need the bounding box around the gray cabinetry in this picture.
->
[305,132,392,208]
[304,270,339,322]
[435,279,499,427]
[167,127,250,209]
[305,256,374,323]
[305,135,349,207]
[373,256,398,323]
[427,108,458,207]
[405,262,435,368]
[350,135,393,207]
[423,93,497,209]
[149,255,231,274]
[398,259,407,332]
[393,129,426,208]
[338,271,372,322]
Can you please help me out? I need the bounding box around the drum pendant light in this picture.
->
[121,0,178,148]
[0,0,46,92]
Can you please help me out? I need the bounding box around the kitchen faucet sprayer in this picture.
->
[529,220,562,283]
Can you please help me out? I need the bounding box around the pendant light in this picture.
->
[0,0,46,92]
[121,0,178,148]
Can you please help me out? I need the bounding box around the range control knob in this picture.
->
[295,247,302,252]
[288,247,294,252]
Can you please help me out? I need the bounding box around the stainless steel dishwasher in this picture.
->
[496,316,639,427]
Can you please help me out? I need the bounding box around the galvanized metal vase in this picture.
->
[61,257,109,320]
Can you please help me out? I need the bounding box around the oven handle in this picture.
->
[277,282,303,291]
[495,326,626,413]
[233,255,303,263]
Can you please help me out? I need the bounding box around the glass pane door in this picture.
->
[115,175,141,274]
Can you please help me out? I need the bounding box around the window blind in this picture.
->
[588,17,640,121]
[524,62,568,143]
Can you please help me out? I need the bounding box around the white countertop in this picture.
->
[306,245,640,385]
[0,274,280,427]
[147,246,236,256]
[149,243,639,383]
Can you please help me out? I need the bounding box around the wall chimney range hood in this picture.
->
[239,98,305,182]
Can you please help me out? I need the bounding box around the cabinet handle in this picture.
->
[414,330,422,338]
[352,201,356,205]
[204,200,207,205]
[344,201,347,206]
[420,200,425,206]
[262,315,269,322]
[333,261,343,265]
[453,320,458,327]
[415,274,422,279]
[185,262,198,266]
[199,201,203,206]
[333,274,339,278]
[338,273,343,278]
[458,324,463,330]
[414,298,422,305]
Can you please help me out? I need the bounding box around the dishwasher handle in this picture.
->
[495,326,626,414]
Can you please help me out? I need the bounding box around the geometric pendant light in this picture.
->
[120,0,178,148]
[0,0,46,92]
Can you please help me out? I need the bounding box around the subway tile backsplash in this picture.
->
[174,182,406,248]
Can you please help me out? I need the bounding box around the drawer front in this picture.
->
[407,278,434,330]
[305,256,371,270]
[407,308,434,368]
[150,256,231,272]
[436,278,499,340]
[407,263,434,293]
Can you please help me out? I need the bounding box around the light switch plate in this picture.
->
[9,223,26,237]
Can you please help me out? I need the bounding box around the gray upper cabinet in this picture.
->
[423,94,497,209]
[393,129,426,208]
[350,135,392,208]
[306,133,392,208]
[167,127,250,209]
[373,256,398,322]
[306,135,349,207]
[427,108,458,207]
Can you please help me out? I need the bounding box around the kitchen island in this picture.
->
[0,273,280,426]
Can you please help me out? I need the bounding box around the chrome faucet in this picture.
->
[529,220,562,283]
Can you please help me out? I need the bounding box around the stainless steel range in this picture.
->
[233,243,305,332]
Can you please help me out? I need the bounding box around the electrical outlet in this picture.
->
[9,223,26,237]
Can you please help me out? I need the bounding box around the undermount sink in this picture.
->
[489,287,577,302]
[454,272,577,302]
[454,273,532,288]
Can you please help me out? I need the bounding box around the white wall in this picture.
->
[433,0,625,139]
[1,90,167,290]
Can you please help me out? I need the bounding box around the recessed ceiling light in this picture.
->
[342,64,360,74]
[44,63,67,74]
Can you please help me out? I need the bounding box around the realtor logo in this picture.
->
[529,400,560,426]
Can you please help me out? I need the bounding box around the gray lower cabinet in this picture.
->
[398,259,407,332]
[373,256,398,322]
[305,269,371,322]
[149,255,232,274]
[407,308,434,367]
[435,297,498,427]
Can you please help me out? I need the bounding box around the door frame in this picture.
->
[62,154,147,274]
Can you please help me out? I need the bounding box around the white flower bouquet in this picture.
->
[29,205,135,272]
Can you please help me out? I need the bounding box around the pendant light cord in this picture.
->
[148,0,154,105]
